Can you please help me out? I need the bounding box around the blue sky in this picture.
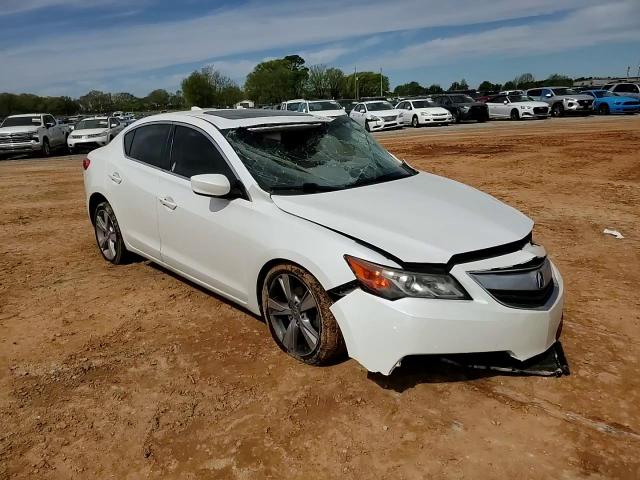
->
[1,0,639,97]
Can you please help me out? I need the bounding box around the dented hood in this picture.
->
[272,172,533,264]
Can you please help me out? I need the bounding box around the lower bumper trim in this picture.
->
[440,341,570,377]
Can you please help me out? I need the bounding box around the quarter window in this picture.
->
[127,124,171,169]
[170,126,234,179]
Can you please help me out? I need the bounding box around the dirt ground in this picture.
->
[1,116,639,479]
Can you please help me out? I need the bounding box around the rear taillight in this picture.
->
[82,158,91,170]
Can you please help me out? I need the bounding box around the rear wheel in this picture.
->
[262,263,345,366]
[551,103,564,117]
[411,115,419,128]
[598,103,610,115]
[510,109,520,120]
[93,201,129,264]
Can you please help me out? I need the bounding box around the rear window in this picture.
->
[127,124,171,169]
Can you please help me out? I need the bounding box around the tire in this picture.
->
[510,109,520,121]
[93,201,129,264]
[261,263,345,366]
[551,103,564,117]
[41,138,51,157]
[453,111,461,123]
[598,104,610,115]
[68,148,75,155]
[411,115,419,128]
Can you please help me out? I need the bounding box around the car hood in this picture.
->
[271,172,533,264]
[414,107,451,115]
[600,96,638,103]
[512,101,549,108]
[555,94,593,101]
[0,126,39,134]
[370,109,401,118]
[72,128,108,135]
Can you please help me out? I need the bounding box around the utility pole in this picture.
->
[380,68,383,97]
[627,66,631,79]
[354,66,359,100]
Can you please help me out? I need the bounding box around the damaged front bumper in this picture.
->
[330,250,565,375]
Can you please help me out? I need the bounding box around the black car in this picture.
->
[430,94,489,123]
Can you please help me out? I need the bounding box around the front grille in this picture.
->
[0,133,33,144]
[623,101,640,106]
[469,257,555,309]
[382,115,397,122]
[533,107,549,114]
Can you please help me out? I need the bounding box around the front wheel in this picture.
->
[262,263,345,366]
[41,138,50,157]
[94,201,129,264]
[551,103,564,117]
[510,109,520,121]
[411,115,419,128]
[598,104,610,115]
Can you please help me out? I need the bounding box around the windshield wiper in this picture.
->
[270,183,345,194]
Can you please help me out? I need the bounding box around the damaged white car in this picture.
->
[83,109,565,375]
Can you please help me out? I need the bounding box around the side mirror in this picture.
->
[545,93,552,98]
[46,122,55,128]
[503,100,508,104]
[110,123,117,128]
[191,174,231,197]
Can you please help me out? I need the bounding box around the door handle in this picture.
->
[109,172,122,184]
[159,196,177,210]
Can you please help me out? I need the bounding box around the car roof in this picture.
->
[132,109,331,129]
[362,100,391,104]
[82,116,109,120]
[8,113,43,117]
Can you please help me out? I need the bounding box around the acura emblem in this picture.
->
[536,271,545,289]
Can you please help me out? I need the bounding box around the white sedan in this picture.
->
[68,116,124,152]
[349,100,401,131]
[395,99,453,127]
[296,100,347,118]
[485,94,550,120]
[83,109,565,375]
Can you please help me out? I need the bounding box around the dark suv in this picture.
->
[430,94,489,123]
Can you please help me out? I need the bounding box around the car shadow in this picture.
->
[367,356,499,393]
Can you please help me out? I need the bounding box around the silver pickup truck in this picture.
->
[525,86,594,117]
[0,113,70,157]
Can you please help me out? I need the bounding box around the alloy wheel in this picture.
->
[266,273,320,357]
[95,208,117,260]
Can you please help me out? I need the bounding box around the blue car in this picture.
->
[584,90,640,114]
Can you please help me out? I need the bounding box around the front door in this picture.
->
[156,124,254,303]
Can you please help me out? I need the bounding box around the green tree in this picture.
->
[112,92,141,112]
[245,55,309,104]
[425,84,444,94]
[306,64,329,98]
[342,71,389,98]
[325,68,344,99]
[78,90,112,113]
[543,73,573,87]
[478,81,502,93]
[393,81,424,96]
[145,89,170,110]
[181,66,241,107]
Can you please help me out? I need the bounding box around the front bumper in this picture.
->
[564,101,592,113]
[609,104,640,113]
[330,250,564,375]
[0,141,41,153]
[419,114,453,124]
[68,136,108,149]
[367,119,401,131]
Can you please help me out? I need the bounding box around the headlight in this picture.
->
[369,115,381,121]
[32,135,39,142]
[614,101,622,105]
[420,112,429,116]
[461,105,470,111]
[88,130,108,138]
[521,105,532,110]
[345,255,469,300]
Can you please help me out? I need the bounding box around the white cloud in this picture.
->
[354,1,640,72]
[0,0,637,91]
[0,0,125,15]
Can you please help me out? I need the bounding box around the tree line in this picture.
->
[1,55,579,117]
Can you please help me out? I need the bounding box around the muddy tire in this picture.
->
[261,263,345,366]
[93,201,129,264]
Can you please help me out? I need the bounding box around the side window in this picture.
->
[170,126,234,179]
[528,89,541,97]
[123,129,135,156]
[128,124,171,169]
[45,115,56,126]
[405,102,412,110]
[110,118,120,127]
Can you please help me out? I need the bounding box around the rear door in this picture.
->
[156,123,254,302]
[106,123,171,260]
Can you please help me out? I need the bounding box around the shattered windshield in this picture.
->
[223,116,415,195]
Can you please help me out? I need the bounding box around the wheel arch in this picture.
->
[88,192,109,225]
